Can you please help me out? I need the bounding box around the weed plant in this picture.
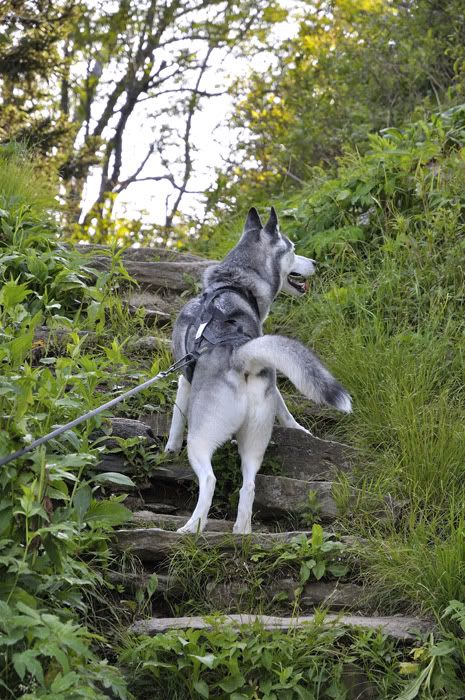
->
[166,525,350,616]
[0,149,171,697]
[256,108,465,621]
[3,105,465,698]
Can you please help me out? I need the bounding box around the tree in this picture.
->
[0,1,77,167]
[207,0,465,214]
[0,0,283,239]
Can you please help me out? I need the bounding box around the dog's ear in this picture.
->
[263,206,279,237]
[244,207,263,232]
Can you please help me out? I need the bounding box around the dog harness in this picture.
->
[184,285,260,382]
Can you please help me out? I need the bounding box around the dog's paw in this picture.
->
[232,522,252,535]
[164,442,182,454]
[177,518,204,534]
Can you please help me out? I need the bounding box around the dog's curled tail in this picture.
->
[233,335,352,413]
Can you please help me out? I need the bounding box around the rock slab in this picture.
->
[114,528,357,561]
[129,613,433,640]
[266,427,354,480]
[255,474,345,520]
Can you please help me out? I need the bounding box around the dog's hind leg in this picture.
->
[275,388,312,435]
[165,375,191,453]
[177,435,217,533]
[178,375,247,534]
[233,381,275,534]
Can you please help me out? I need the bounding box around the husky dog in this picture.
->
[165,207,351,534]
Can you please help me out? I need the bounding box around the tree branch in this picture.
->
[164,46,214,228]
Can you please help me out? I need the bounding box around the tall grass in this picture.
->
[0,142,57,216]
[202,110,465,621]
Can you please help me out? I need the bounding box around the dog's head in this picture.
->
[243,206,316,297]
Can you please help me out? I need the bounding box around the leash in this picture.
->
[1,286,259,467]
[0,354,195,468]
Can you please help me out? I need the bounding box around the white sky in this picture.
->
[80,3,300,226]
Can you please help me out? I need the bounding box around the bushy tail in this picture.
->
[233,335,352,413]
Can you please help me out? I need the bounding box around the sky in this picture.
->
[79,3,300,227]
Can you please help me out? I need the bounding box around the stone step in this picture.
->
[93,417,156,451]
[130,511,269,532]
[96,419,354,489]
[127,290,177,314]
[267,427,355,480]
[77,242,209,264]
[90,255,212,292]
[114,528,358,562]
[126,335,171,353]
[254,474,344,520]
[127,304,171,326]
[138,412,172,438]
[129,613,434,641]
[203,580,367,612]
[33,327,171,358]
[95,419,352,521]
[108,569,367,612]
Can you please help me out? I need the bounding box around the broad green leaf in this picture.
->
[86,500,131,527]
[312,560,326,580]
[327,563,349,578]
[93,472,135,487]
[190,653,216,668]
[193,679,209,698]
[146,574,158,597]
[73,484,92,522]
[0,280,32,308]
[311,523,324,548]
[12,650,44,684]
[219,673,246,693]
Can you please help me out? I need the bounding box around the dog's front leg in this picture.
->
[165,375,191,453]
[275,388,313,435]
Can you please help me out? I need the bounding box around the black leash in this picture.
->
[0,354,195,468]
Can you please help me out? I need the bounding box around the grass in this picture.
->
[165,526,352,617]
[0,142,57,216]
[118,616,409,699]
[3,109,465,697]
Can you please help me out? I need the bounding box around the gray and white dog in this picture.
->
[165,207,351,534]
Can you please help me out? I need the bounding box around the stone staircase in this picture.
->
[61,245,435,696]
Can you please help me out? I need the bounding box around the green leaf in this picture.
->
[9,330,33,366]
[312,560,326,580]
[219,673,246,692]
[395,664,431,700]
[300,562,311,584]
[311,523,324,548]
[146,574,158,597]
[73,484,92,522]
[93,472,135,487]
[430,640,457,656]
[327,563,349,578]
[12,650,44,684]
[193,679,210,698]
[43,534,62,569]
[190,653,216,669]
[0,280,32,308]
[86,500,132,527]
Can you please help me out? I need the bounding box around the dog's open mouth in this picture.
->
[287,273,308,294]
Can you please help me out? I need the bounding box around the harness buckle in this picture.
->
[195,321,208,340]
